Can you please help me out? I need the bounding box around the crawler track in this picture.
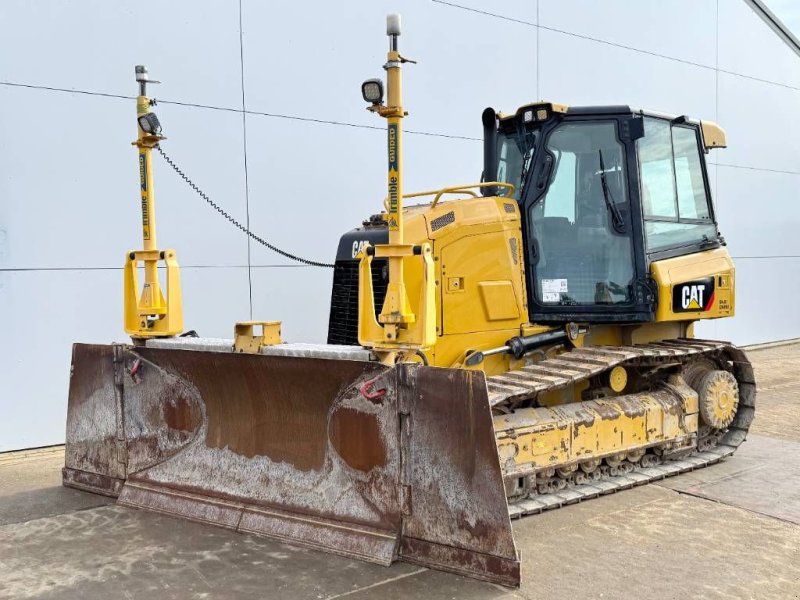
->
[484,339,756,518]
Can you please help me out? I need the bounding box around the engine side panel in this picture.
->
[651,247,735,322]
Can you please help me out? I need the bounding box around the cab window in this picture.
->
[497,127,536,200]
[530,121,636,306]
[637,118,717,252]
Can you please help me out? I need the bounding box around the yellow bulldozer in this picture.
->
[62,15,755,587]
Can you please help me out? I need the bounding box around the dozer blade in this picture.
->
[63,343,520,586]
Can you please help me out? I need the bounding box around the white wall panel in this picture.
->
[0,0,242,109]
[241,0,537,139]
[243,113,481,270]
[707,163,719,214]
[0,86,248,270]
[0,269,121,452]
[716,72,800,174]
[178,266,251,338]
[0,86,129,270]
[719,0,800,88]
[714,257,800,345]
[439,0,536,23]
[540,0,717,67]
[148,104,249,268]
[714,166,800,258]
[250,266,333,344]
[693,315,719,342]
[0,266,250,451]
[538,28,717,119]
[1,0,798,452]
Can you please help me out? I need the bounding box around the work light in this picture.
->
[138,112,162,135]
[361,78,384,104]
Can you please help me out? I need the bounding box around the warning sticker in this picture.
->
[542,278,568,294]
[542,292,561,303]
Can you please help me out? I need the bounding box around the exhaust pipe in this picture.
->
[482,107,498,196]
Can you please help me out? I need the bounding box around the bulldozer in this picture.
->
[62,15,755,587]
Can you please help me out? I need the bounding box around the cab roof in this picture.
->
[497,101,726,149]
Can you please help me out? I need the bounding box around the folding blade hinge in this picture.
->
[111,344,129,472]
[400,484,413,517]
[397,364,415,518]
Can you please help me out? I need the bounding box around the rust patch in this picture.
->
[329,406,387,472]
[66,345,523,588]
[457,512,490,539]
[162,396,200,432]
[401,536,520,587]
[63,467,124,498]
[67,344,117,409]
[136,349,383,472]
[64,344,127,480]
[399,364,517,570]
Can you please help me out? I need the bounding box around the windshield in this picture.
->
[529,120,636,307]
[497,127,537,200]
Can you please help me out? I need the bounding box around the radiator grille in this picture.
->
[327,259,388,345]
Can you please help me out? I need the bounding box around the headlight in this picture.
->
[138,112,162,135]
[361,78,384,104]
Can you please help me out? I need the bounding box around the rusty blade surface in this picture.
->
[63,344,520,586]
[119,346,402,564]
[398,365,519,586]
[63,344,126,494]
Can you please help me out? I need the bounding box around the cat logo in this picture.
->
[672,277,716,313]
[351,240,371,258]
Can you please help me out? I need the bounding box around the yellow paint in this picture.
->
[234,321,283,353]
[698,371,739,428]
[700,120,727,149]
[495,377,699,476]
[123,90,183,338]
[609,366,627,393]
[358,36,438,353]
[618,321,692,346]
[651,247,735,322]
[535,383,586,408]
[359,190,735,380]
[499,101,569,123]
[338,43,740,483]
[375,49,415,334]
[123,248,183,337]
[441,229,525,335]
[708,378,736,422]
[478,281,520,321]
[358,242,436,351]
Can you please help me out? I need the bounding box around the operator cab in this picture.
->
[488,102,724,323]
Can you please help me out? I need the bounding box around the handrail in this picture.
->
[382,182,516,211]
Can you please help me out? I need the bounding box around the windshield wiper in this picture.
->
[597,149,626,233]
[518,148,534,199]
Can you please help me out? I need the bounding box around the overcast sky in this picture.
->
[765,0,800,38]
